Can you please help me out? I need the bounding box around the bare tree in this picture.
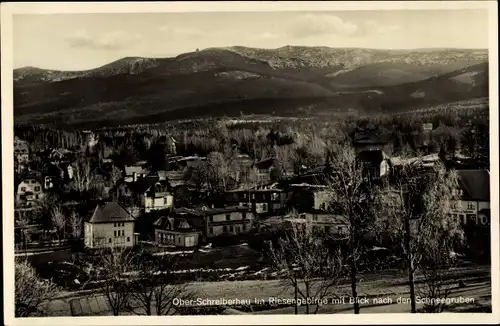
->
[205,151,233,194]
[324,142,376,314]
[417,232,456,313]
[110,166,123,187]
[50,205,66,240]
[69,211,83,239]
[375,162,463,313]
[127,250,197,315]
[15,259,59,317]
[268,220,345,314]
[71,159,92,193]
[87,245,135,316]
[15,212,31,255]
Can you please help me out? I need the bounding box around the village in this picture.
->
[13,121,491,316]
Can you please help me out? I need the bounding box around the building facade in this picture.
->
[16,176,44,207]
[84,201,136,249]
[225,186,292,216]
[450,170,490,226]
[154,217,200,248]
[173,206,255,241]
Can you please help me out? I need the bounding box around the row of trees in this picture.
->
[15,102,489,159]
[15,248,194,317]
[267,142,463,314]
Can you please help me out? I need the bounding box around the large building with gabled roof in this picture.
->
[84,201,136,249]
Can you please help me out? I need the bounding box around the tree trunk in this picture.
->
[294,277,298,315]
[348,201,360,314]
[404,215,417,313]
[350,261,360,314]
[408,262,416,313]
[305,281,310,314]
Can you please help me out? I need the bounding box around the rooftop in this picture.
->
[174,206,251,217]
[88,201,134,223]
[457,170,490,201]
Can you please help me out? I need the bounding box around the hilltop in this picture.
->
[13,46,489,128]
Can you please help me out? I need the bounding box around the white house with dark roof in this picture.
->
[154,216,200,248]
[172,206,255,241]
[84,201,136,249]
[133,175,174,213]
[451,169,490,226]
[16,173,44,208]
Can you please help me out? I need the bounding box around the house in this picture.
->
[225,184,293,216]
[41,162,65,190]
[288,184,333,212]
[153,216,200,247]
[282,211,349,236]
[356,149,391,180]
[172,206,255,242]
[133,176,174,213]
[124,165,150,183]
[48,148,74,163]
[16,173,44,207]
[450,170,490,225]
[351,129,392,155]
[84,201,136,249]
[253,157,277,184]
[111,175,174,213]
[14,137,30,164]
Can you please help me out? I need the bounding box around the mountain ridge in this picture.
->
[13,46,489,127]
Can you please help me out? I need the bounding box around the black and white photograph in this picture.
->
[2,1,499,325]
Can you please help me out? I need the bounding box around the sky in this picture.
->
[13,9,490,71]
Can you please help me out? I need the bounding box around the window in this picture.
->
[122,230,125,236]
[242,224,246,231]
[127,237,130,242]
[209,216,213,222]
[251,194,255,200]
[122,223,125,227]
[223,226,227,232]
[226,214,231,221]
[229,226,233,232]
[242,213,246,220]
[262,204,268,211]
[31,180,36,184]
[34,186,40,192]
[209,227,214,234]
[109,238,112,243]
[114,231,117,237]
[21,187,26,192]
[467,202,475,210]
[114,223,116,227]
[164,197,168,205]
